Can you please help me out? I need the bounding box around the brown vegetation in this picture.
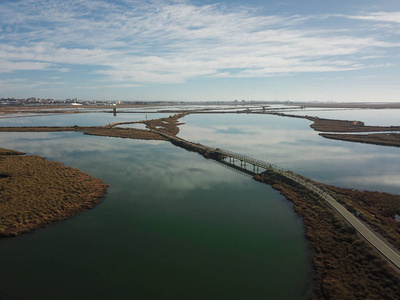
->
[84,127,167,140]
[254,171,400,300]
[309,117,400,133]
[0,126,167,141]
[142,113,189,136]
[0,148,108,237]
[320,133,400,147]
[0,148,25,155]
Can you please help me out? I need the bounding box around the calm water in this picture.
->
[178,112,400,194]
[283,108,400,126]
[0,112,169,127]
[0,129,313,299]
[1,108,399,299]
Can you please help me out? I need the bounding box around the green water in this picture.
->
[0,132,313,299]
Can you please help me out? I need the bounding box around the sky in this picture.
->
[1,0,400,102]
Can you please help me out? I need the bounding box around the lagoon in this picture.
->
[0,128,313,299]
[1,107,399,299]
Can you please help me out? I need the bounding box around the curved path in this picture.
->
[153,129,400,270]
[216,148,400,270]
[274,168,400,270]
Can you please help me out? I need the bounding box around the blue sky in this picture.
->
[1,0,400,102]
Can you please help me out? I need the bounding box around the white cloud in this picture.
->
[357,75,378,79]
[0,78,27,83]
[76,83,143,89]
[347,12,400,23]
[0,44,114,67]
[0,78,66,92]
[0,0,399,85]
[0,60,53,73]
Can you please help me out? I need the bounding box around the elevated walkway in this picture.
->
[153,129,400,270]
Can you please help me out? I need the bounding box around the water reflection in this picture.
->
[284,108,400,126]
[0,132,313,299]
[178,113,400,194]
[0,112,169,127]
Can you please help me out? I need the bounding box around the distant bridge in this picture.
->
[153,129,400,270]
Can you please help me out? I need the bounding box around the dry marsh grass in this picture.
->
[142,113,188,136]
[84,127,166,140]
[0,148,108,237]
[0,126,166,140]
[320,133,400,147]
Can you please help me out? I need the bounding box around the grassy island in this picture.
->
[320,132,400,148]
[0,148,108,237]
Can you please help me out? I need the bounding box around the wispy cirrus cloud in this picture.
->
[0,78,66,92]
[0,0,399,86]
[346,12,400,23]
[0,59,54,73]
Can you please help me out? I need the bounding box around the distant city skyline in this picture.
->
[1,0,400,102]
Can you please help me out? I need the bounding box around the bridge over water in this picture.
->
[153,129,400,270]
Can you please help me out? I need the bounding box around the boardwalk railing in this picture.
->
[216,150,400,270]
[214,148,283,172]
[151,129,400,270]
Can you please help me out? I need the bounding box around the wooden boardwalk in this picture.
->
[154,129,400,270]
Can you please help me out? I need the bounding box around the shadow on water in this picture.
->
[213,158,257,178]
